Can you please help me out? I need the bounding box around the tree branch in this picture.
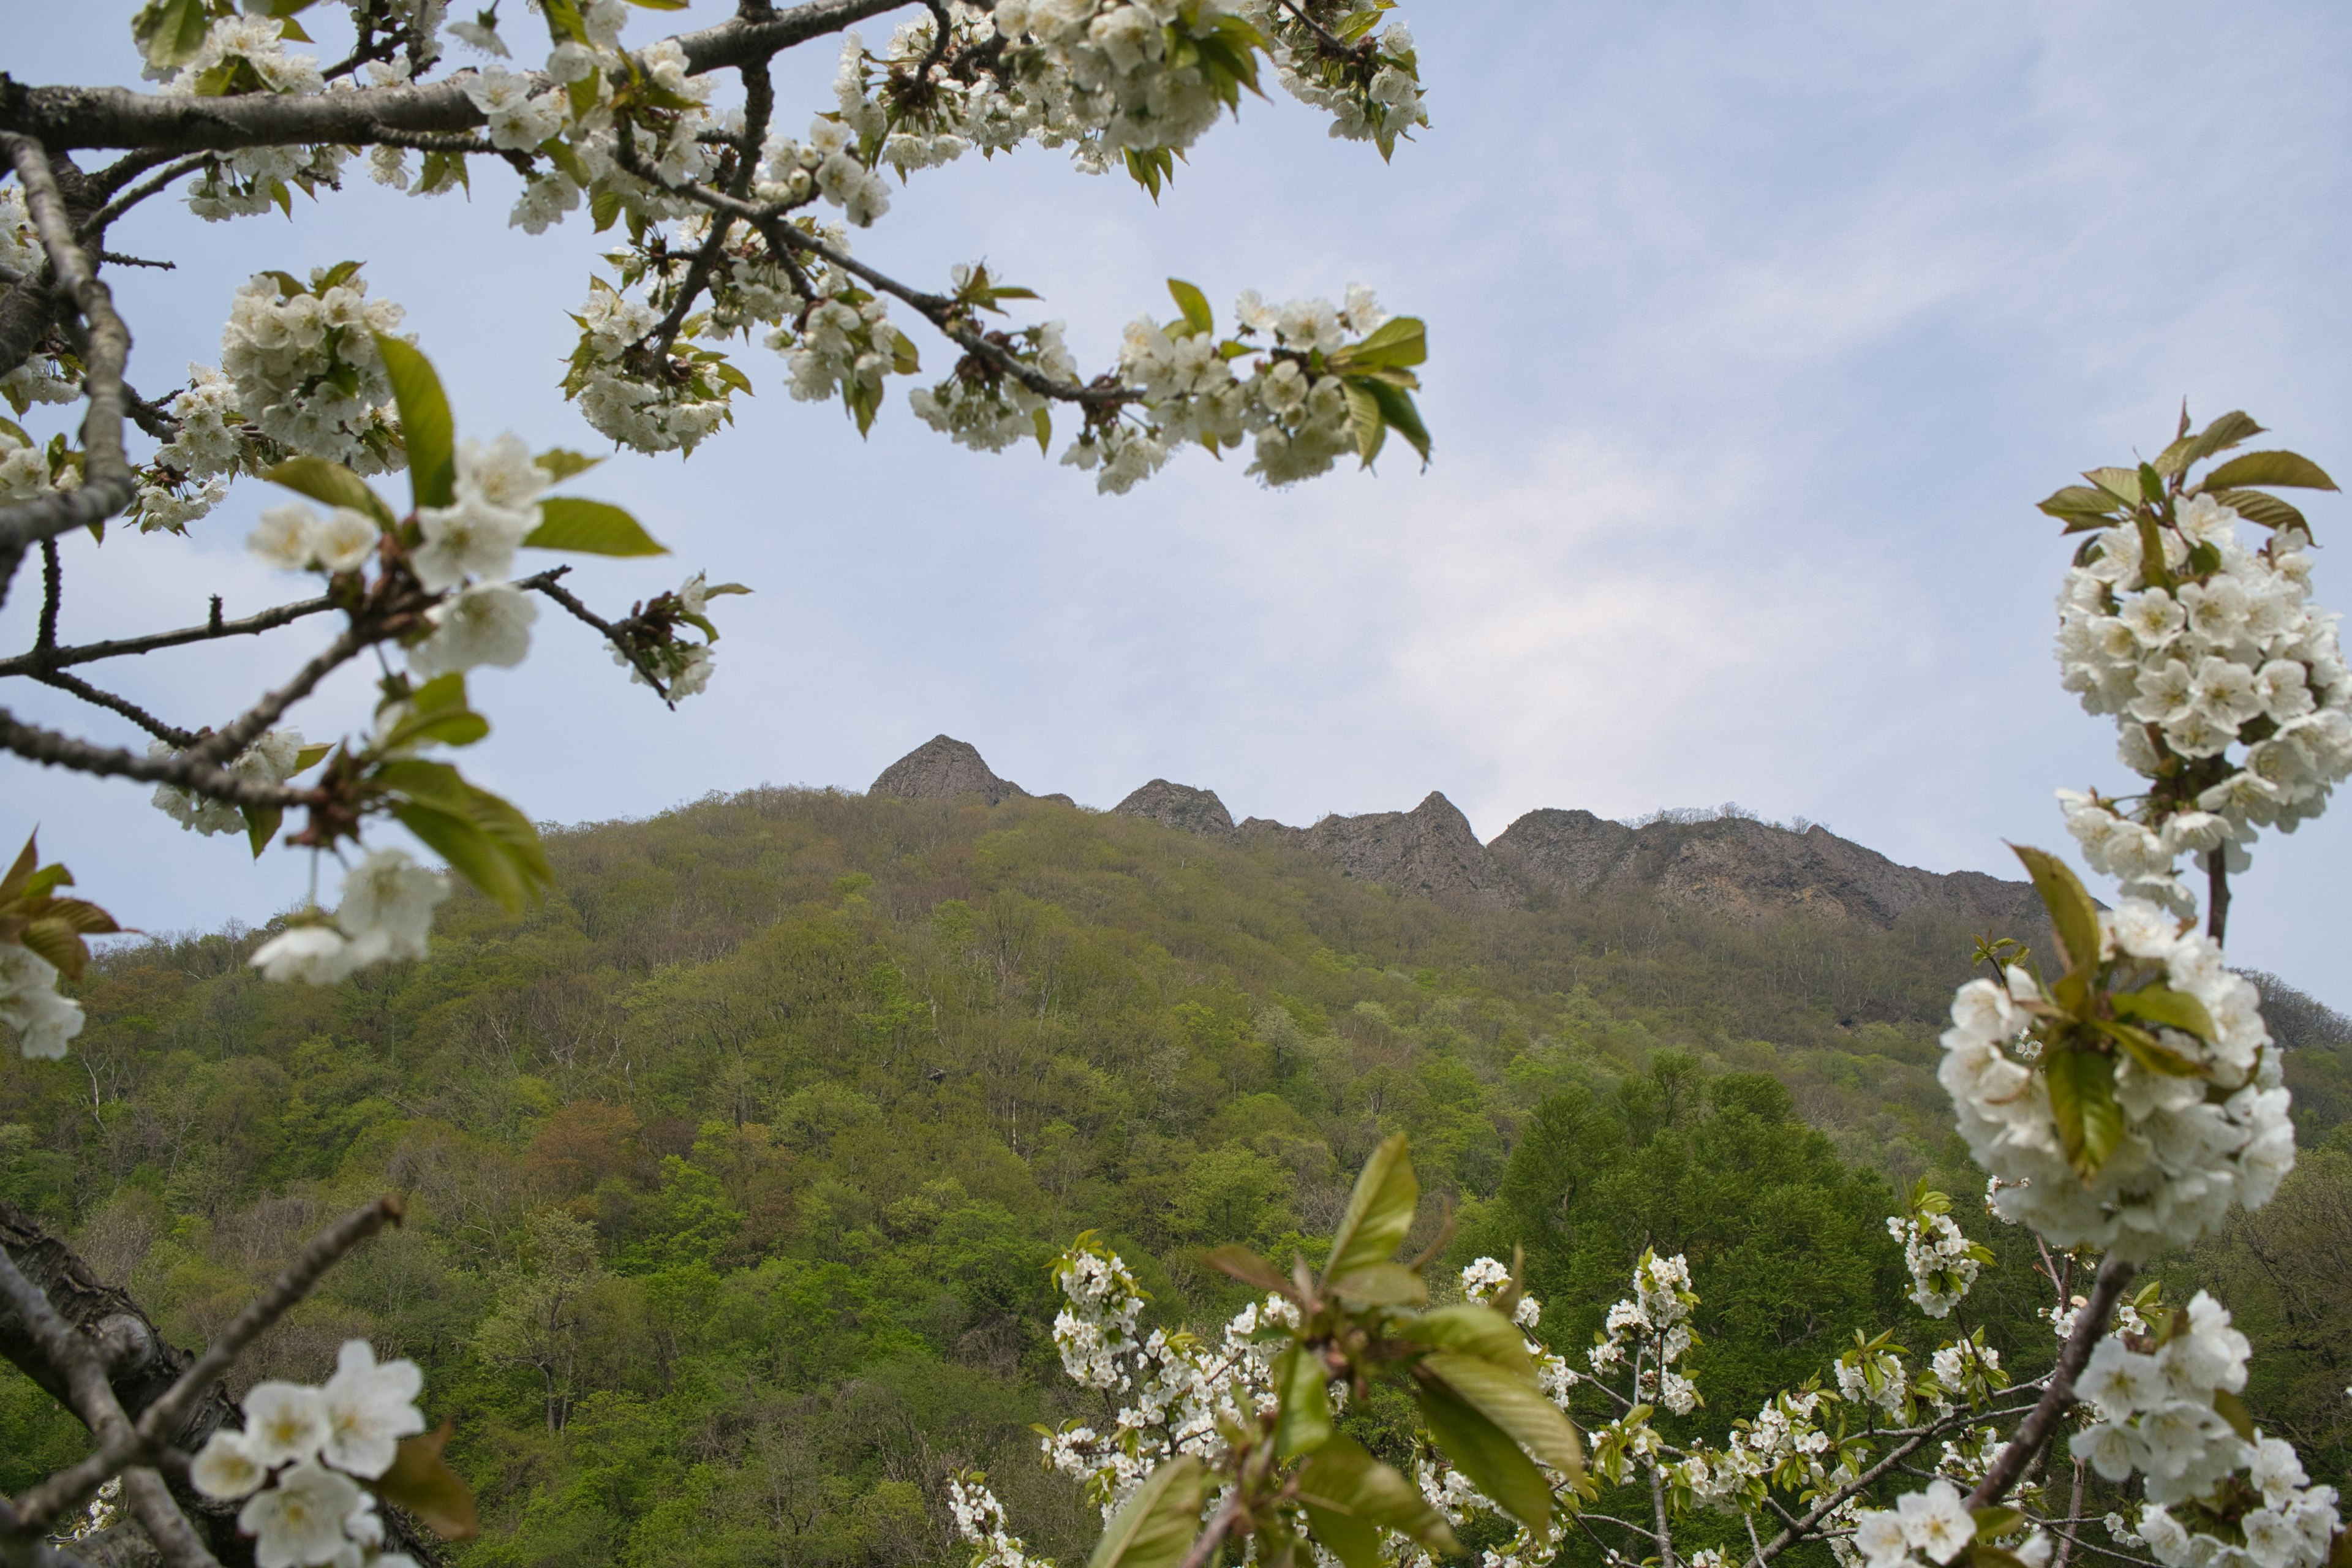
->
[0,591,337,676]
[0,0,913,152]
[1970,1256,2135,1509]
[76,155,208,241]
[21,668,197,747]
[0,709,319,808]
[185,619,375,767]
[0,136,135,581]
[528,573,674,706]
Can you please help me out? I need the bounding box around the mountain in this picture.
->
[872,737,2038,931]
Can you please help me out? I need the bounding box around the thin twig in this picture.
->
[36,538,59,650]
[186,620,376,767]
[0,709,318,809]
[24,668,197,747]
[529,574,674,707]
[0,591,336,676]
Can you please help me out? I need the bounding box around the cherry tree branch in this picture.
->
[0,590,337,676]
[529,573,675,706]
[0,709,320,807]
[23,667,197,747]
[0,0,913,153]
[1970,1256,2134,1509]
[0,136,136,582]
[75,154,207,240]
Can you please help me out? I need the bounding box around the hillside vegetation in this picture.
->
[3,787,2345,1567]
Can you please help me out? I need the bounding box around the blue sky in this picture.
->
[6,1,2350,1009]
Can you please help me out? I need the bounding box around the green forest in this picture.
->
[3,788,2346,1568]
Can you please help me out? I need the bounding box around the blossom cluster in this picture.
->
[1044,1236,1287,1513]
[0,189,81,417]
[152,16,354,224]
[1586,1250,1700,1415]
[1678,1389,1839,1507]
[1853,1478,2047,1568]
[0,941,85,1060]
[2054,497,2349,911]
[1887,1192,1991,1318]
[249,849,451,987]
[2071,1295,2341,1568]
[946,1471,1055,1568]
[1247,1,1427,151]
[189,1339,426,1568]
[1940,905,2293,1257]
[149,728,311,838]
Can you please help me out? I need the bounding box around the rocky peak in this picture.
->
[1488,809,2041,929]
[869,736,1027,805]
[1113,780,1235,836]
[1300,791,1517,905]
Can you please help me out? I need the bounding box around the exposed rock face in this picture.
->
[869,736,1027,805]
[1114,780,1235,836]
[1488,810,2043,928]
[1300,792,1517,905]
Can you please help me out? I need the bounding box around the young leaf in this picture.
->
[2045,1047,2124,1180]
[2008,844,2103,979]
[1323,1133,1416,1287]
[1973,1508,2027,1543]
[1395,1303,1534,1376]
[241,804,284,860]
[1344,381,1386,468]
[2109,985,2216,1044]
[534,448,605,482]
[1166,279,1215,337]
[1085,1457,1205,1568]
[1337,316,1427,371]
[1417,1352,1583,1479]
[1362,379,1430,466]
[2084,467,2141,505]
[2200,450,2339,492]
[2036,486,2125,522]
[373,334,456,511]
[371,1422,478,1541]
[1273,1344,1335,1459]
[394,802,527,913]
[133,0,214,69]
[2208,489,2311,536]
[1326,1261,1427,1306]
[2094,1019,2204,1079]
[2153,410,2264,476]
[524,497,669,557]
[1415,1378,1550,1534]
[1203,1243,1291,1298]
[293,744,334,774]
[1296,1436,1460,1567]
[262,456,397,530]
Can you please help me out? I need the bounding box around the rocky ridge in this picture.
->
[866,736,2040,929]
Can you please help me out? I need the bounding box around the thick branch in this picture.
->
[0,0,910,152]
[0,137,135,570]
[185,620,372,767]
[0,709,319,808]
[1970,1256,2135,1509]
[22,668,197,747]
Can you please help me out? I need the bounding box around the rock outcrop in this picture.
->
[869,736,1027,805]
[1296,792,1518,905]
[1487,810,2043,929]
[1113,780,1235,836]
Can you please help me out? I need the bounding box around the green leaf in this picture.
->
[591,187,624,233]
[2008,844,2102,979]
[371,1422,478,1542]
[2110,985,2216,1045]
[2037,485,2125,523]
[394,802,527,914]
[1032,406,1052,457]
[241,804,284,859]
[1336,316,1427,372]
[1418,1352,1583,1479]
[2212,1389,2255,1442]
[1085,1457,1205,1568]
[2154,410,2264,477]
[262,456,396,530]
[1345,381,1386,468]
[1362,379,1430,467]
[2084,467,2142,505]
[2209,489,2312,536]
[132,0,214,70]
[2093,1019,2204,1079]
[1415,1378,1551,1534]
[1273,1345,1335,1460]
[1203,1243,1291,1298]
[1325,1261,1427,1306]
[524,497,669,556]
[1324,1133,1416,1286]
[2045,1047,2124,1181]
[535,448,604,482]
[293,744,333,774]
[374,333,456,511]
[1973,1507,2027,1542]
[2201,450,2339,492]
[1395,1303,1533,1376]
[624,0,689,8]
[1296,1436,1460,1567]
[1166,279,1215,337]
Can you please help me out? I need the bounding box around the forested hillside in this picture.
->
[4,788,2346,1567]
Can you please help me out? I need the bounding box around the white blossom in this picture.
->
[408,582,538,677]
[319,1340,427,1479]
[0,943,85,1060]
